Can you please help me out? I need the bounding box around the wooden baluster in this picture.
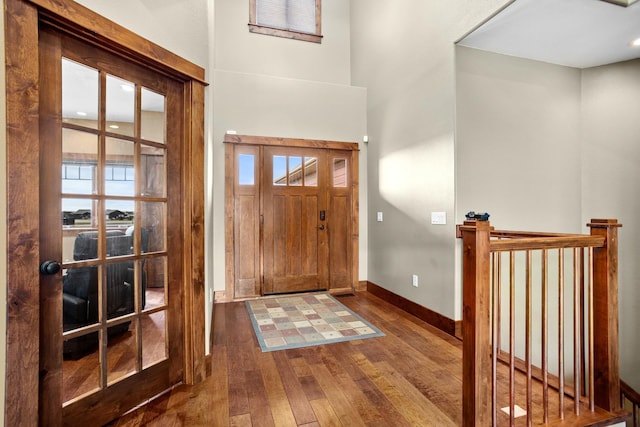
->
[492,252,499,427]
[526,250,532,427]
[509,251,515,426]
[559,249,565,419]
[588,219,622,412]
[460,220,492,427]
[542,249,549,423]
[574,247,581,415]
[588,248,595,412]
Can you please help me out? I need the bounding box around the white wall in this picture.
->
[455,46,583,324]
[456,47,583,233]
[214,0,350,84]
[456,48,640,391]
[582,59,640,391]
[75,0,210,68]
[455,46,583,376]
[350,0,511,320]
[212,0,368,292]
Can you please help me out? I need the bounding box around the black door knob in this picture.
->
[40,260,61,275]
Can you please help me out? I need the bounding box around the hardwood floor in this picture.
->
[106,291,625,426]
[108,291,463,426]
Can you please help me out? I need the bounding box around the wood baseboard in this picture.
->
[366,281,461,339]
[214,291,228,303]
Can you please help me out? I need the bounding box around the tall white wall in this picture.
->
[75,0,210,68]
[456,48,640,391]
[350,0,511,320]
[582,59,640,391]
[456,45,583,377]
[212,0,368,292]
[214,0,350,84]
[456,47,583,233]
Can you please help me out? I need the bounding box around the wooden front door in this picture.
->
[225,135,359,299]
[39,28,184,426]
[263,146,329,294]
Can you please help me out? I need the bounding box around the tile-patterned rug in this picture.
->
[245,293,385,352]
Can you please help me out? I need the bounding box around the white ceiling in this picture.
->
[458,0,640,69]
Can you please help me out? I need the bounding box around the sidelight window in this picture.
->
[239,154,256,186]
[333,158,347,187]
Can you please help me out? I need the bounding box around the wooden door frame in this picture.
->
[4,0,207,425]
[223,133,359,301]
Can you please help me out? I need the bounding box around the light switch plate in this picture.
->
[377,212,383,222]
[431,212,446,225]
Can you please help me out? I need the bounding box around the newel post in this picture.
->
[588,218,622,412]
[458,220,493,426]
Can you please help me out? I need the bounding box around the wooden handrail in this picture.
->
[622,381,640,407]
[458,218,622,426]
[490,235,604,252]
[621,380,640,427]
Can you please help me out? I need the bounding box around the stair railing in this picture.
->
[457,219,622,426]
[622,380,640,427]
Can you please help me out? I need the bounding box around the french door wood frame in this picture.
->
[224,133,359,301]
[4,0,207,425]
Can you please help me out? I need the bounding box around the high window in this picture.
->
[249,0,322,43]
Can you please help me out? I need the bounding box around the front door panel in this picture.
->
[263,147,329,294]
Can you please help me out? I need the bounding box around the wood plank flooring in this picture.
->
[107,291,625,426]
[107,291,462,426]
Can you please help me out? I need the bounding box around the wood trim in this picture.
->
[182,81,207,384]
[38,26,64,427]
[454,320,463,340]
[4,1,42,425]
[4,0,207,424]
[224,143,236,301]
[366,282,459,338]
[214,291,228,303]
[350,149,360,295]
[224,134,359,152]
[248,24,323,44]
[27,0,206,83]
[316,0,322,37]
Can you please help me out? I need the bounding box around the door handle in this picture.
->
[318,225,325,231]
[40,260,61,275]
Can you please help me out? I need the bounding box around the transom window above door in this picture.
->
[249,0,323,43]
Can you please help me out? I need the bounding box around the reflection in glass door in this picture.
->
[60,57,169,403]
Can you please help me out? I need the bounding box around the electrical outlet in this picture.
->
[412,274,419,287]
